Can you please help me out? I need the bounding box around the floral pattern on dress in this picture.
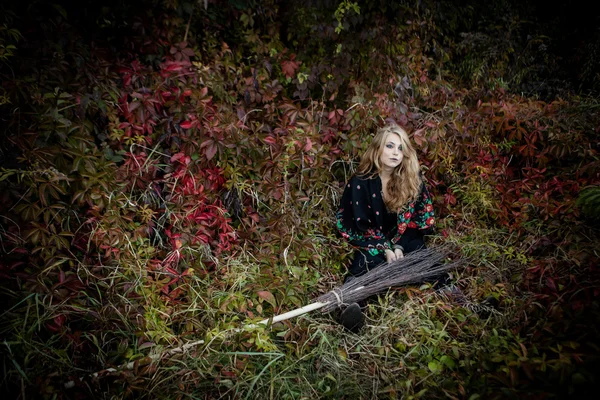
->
[336,174,435,256]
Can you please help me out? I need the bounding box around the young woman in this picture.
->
[335,123,435,331]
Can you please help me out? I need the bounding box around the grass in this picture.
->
[2,222,598,399]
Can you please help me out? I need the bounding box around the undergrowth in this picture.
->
[1,0,599,399]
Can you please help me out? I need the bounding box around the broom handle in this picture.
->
[255,285,367,326]
[73,303,328,385]
[256,301,329,325]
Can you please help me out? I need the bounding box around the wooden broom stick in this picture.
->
[254,285,367,326]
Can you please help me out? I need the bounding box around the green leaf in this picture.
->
[428,360,442,373]
[440,355,455,369]
[0,169,16,182]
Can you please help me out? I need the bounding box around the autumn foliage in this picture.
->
[1,0,599,398]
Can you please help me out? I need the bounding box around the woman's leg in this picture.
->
[340,250,385,332]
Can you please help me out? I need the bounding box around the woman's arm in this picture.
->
[336,176,392,256]
[412,181,435,233]
[389,179,435,246]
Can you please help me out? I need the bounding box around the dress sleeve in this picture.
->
[336,176,391,256]
[411,180,435,233]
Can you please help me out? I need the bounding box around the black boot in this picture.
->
[340,303,364,333]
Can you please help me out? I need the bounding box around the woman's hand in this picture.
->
[385,249,397,263]
[394,248,404,260]
[386,247,405,263]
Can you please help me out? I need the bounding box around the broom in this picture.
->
[255,245,464,325]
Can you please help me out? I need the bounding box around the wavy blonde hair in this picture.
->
[356,123,421,212]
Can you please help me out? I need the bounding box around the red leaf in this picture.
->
[328,109,343,124]
[161,61,190,72]
[165,266,179,275]
[170,152,185,163]
[180,120,194,129]
[444,193,457,205]
[205,143,217,160]
[413,128,425,146]
[257,291,277,307]
[264,135,277,145]
[546,277,557,292]
[304,138,313,152]
[281,54,300,79]
[54,314,66,327]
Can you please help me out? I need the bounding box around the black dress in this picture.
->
[336,174,435,279]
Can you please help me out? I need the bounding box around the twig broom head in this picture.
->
[317,245,464,312]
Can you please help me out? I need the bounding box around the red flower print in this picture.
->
[426,204,433,212]
[408,221,417,228]
[404,212,411,219]
[426,217,435,226]
[399,222,407,233]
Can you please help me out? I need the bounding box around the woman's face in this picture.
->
[379,133,404,170]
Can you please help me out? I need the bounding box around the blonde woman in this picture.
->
[336,123,435,331]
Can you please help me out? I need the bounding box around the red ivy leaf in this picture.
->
[281,54,300,79]
[180,120,194,129]
[444,192,457,205]
[170,152,186,163]
[413,128,425,147]
[249,213,260,223]
[304,138,313,152]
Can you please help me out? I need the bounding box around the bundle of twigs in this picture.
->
[257,245,463,325]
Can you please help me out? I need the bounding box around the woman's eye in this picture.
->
[386,144,393,148]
